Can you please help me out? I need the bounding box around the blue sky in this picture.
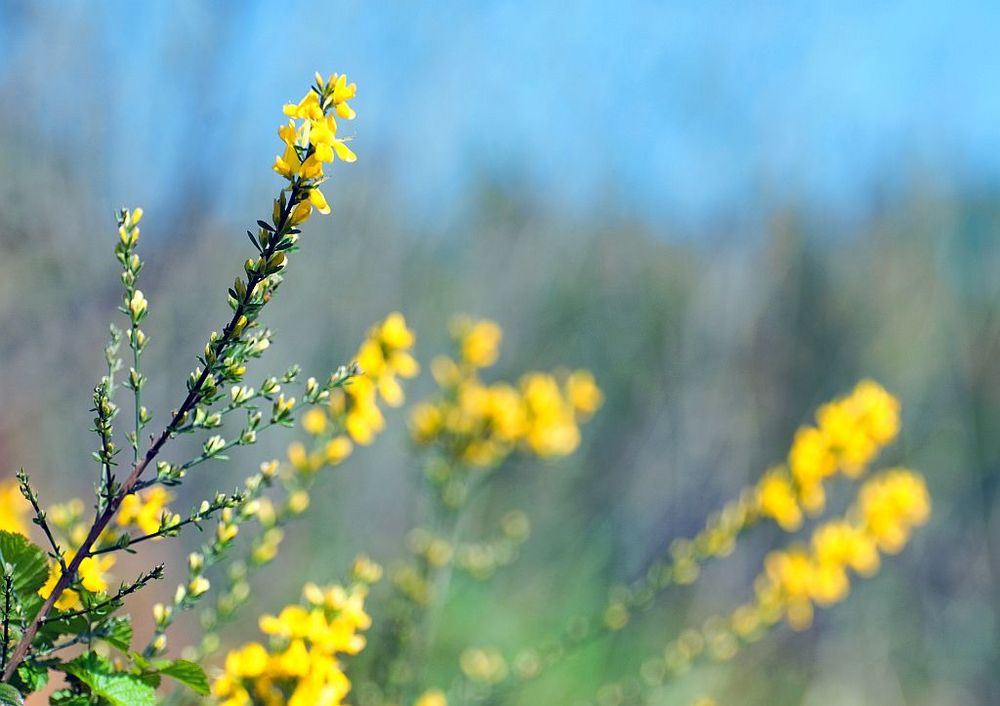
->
[2,0,998,231]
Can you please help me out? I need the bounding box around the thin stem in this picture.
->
[170,387,268,435]
[89,497,240,557]
[42,565,163,624]
[132,338,142,466]
[96,413,117,514]
[17,471,67,573]
[102,326,123,507]
[0,575,13,675]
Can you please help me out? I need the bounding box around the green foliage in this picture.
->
[12,661,48,696]
[100,617,133,652]
[0,684,23,706]
[59,654,157,706]
[155,660,210,696]
[0,531,48,599]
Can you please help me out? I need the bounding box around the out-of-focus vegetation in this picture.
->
[0,3,998,705]
[4,177,997,704]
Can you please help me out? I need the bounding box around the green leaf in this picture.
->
[38,614,88,643]
[48,690,88,706]
[0,531,49,598]
[13,660,49,694]
[156,659,209,696]
[61,653,157,706]
[100,617,133,652]
[0,684,23,706]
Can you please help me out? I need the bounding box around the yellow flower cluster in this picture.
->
[753,468,929,630]
[409,317,602,466]
[38,552,116,611]
[273,72,358,225]
[0,479,28,536]
[212,572,378,706]
[857,468,932,553]
[287,313,418,477]
[117,486,175,535]
[604,382,930,695]
[757,379,900,531]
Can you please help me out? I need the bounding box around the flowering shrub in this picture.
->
[0,72,929,706]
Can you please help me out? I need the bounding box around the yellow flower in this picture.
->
[0,480,28,536]
[454,317,502,369]
[351,554,383,584]
[521,373,581,457]
[329,73,358,119]
[788,426,836,489]
[128,289,148,318]
[565,370,603,418]
[273,72,359,227]
[188,576,211,597]
[225,642,269,678]
[812,520,880,576]
[380,312,416,350]
[858,468,930,553]
[283,90,324,121]
[117,487,173,535]
[410,319,598,467]
[756,469,802,532]
[309,186,331,215]
[39,552,116,609]
[325,436,354,465]
[416,690,448,706]
[290,199,313,225]
[39,570,79,611]
[288,490,311,514]
[78,555,115,593]
[302,408,328,435]
[409,402,443,444]
[460,647,508,684]
[218,578,372,706]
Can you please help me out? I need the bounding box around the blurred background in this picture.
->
[1,1,998,704]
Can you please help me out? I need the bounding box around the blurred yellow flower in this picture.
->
[117,487,173,536]
[0,479,28,536]
[416,690,448,706]
[215,579,372,706]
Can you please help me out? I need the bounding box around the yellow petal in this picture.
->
[333,141,357,163]
[314,142,334,163]
[309,188,331,215]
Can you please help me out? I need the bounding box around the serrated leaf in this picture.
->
[61,653,157,706]
[0,531,50,598]
[101,617,133,652]
[156,659,209,695]
[0,683,23,706]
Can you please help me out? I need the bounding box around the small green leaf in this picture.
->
[156,659,209,695]
[0,531,50,598]
[13,660,49,694]
[48,689,88,706]
[61,653,157,706]
[0,683,23,706]
[101,617,133,652]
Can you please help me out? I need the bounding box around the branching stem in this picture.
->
[0,183,303,683]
